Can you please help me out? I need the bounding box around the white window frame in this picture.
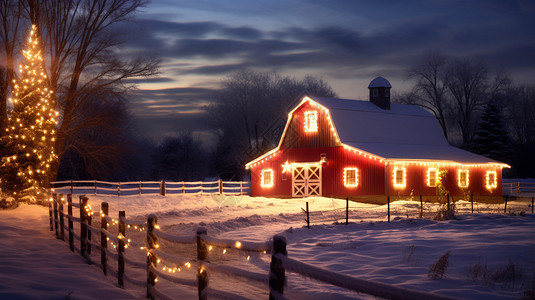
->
[261,169,274,188]
[458,169,469,188]
[427,168,438,187]
[393,167,406,188]
[344,167,359,187]
[486,171,497,190]
[304,110,318,132]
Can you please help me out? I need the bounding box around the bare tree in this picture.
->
[445,59,489,145]
[208,69,336,179]
[403,52,450,140]
[20,0,160,181]
[0,0,23,132]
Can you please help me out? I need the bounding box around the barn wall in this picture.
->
[279,101,340,150]
[385,164,503,198]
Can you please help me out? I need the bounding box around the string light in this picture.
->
[1,24,58,199]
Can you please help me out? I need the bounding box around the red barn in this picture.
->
[245,77,509,203]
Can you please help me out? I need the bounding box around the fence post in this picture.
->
[70,179,73,195]
[240,182,243,195]
[504,195,508,213]
[160,180,166,196]
[269,235,287,300]
[419,195,423,218]
[139,181,142,195]
[302,202,310,229]
[53,193,59,237]
[532,197,534,214]
[118,210,126,287]
[447,193,450,211]
[146,214,158,299]
[219,179,223,195]
[59,194,65,241]
[87,203,92,255]
[387,196,390,223]
[94,180,97,195]
[345,197,349,225]
[80,196,88,261]
[101,202,108,276]
[68,194,74,252]
[49,194,54,231]
[197,227,208,300]
[470,194,474,214]
[117,182,121,197]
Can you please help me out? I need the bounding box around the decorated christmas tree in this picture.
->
[1,25,58,202]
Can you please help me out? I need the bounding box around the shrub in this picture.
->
[428,251,450,280]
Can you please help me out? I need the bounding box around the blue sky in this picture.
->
[125,0,535,147]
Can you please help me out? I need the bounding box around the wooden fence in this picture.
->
[49,193,459,300]
[503,182,535,195]
[50,180,250,196]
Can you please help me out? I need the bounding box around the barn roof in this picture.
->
[309,96,497,164]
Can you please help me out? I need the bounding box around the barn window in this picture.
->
[344,168,358,187]
[372,89,378,97]
[304,111,318,132]
[486,171,497,190]
[393,167,406,188]
[458,170,469,188]
[384,89,390,97]
[261,169,274,188]
[427,168,438,187]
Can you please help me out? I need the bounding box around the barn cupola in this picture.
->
[368,76,392,110]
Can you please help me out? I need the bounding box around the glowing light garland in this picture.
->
[458,170,469,188]
[393,166,407,188]
[485,171,497,190]
[343,167,358,187]
[260,169,274,188]
[427,168,438,187]
[1,25,58,198]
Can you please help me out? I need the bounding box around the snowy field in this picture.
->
[1,194,534,299]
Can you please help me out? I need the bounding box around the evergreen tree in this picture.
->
[0,25,58,201]
[473,101,509,162]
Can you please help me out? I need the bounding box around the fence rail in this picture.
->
[50,180,250,196]
[48,193,460,300]
[503,182,535,195]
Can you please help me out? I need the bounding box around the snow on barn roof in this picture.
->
[368,76,392,88]
[310,96,496,163]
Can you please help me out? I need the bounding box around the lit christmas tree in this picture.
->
[1,25,58,201]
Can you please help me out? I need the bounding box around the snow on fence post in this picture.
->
[387,196,390,223]
[48,194,54,231]
[118,210,126,287]
[53,193,59,237]
[269,235,287,300]
[160,180,166,196]
[197,227,208,300]
[101,202,108,276]
[59,194,65,241]
[68,194,74,252]
[146,214,158,299]
[80,196,89,261]
[420,195,423,218]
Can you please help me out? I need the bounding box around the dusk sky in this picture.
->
[124,0,535,147]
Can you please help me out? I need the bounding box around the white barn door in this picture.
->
[292,163,322,197]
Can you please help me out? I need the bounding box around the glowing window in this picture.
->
[344,168,358,187]
[458,170,469,188]
[393,167,406,188]
[261,169,274,188]
[427,168,438,187]
[486,171,497,190]
[304,111,318,132]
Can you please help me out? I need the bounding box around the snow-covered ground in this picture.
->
[1,194,534,299]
